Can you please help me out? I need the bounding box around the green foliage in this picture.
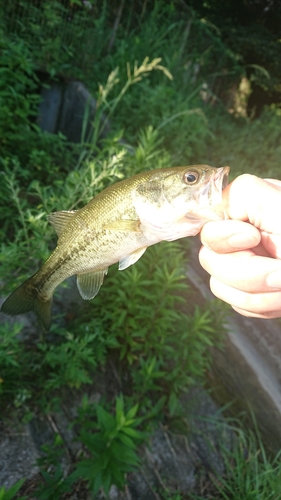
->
[0,322,22,374]
[0,33,70,185]
[33,435,76,500]
[163,494,183,500]
[75,240,220,417]
[1,1,281,499]
[115,79,212,164]
[191,420,281,500]
[122,125,172,175]
[0,321,32,409]
[0,35,39,151]
[0,319,112,411]
[74,395,144,496]
[1,0,106,77]
[99,6,242,162]
[76,55,172,161]
[38,330,101,390]
[34,467,73,500]
[205,108,281,180]
[0,479,27,500]
[216,427,281,499]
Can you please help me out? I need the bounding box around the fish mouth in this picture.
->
[187,166,230,222]
[208,166,230,205]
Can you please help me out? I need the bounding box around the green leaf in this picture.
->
[125,403,139,421]
[0,479,26,500]
[96,405,115,432]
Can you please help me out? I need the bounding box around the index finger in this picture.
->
[200,219,261,253]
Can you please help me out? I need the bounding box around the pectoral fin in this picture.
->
[118,247,147,270]
[77,269,108,300]
[48,210,78,236]
[104,220,140,232]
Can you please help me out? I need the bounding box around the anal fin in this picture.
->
[118,247,147,270]
[77,269,108,300]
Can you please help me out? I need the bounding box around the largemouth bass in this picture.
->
[1,165,230,330]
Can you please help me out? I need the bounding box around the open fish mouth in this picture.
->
[208,165,230,205]
[187,166,230,222]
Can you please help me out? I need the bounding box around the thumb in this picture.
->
[223,174,281,234]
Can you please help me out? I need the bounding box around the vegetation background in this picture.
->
[1,0,281,498]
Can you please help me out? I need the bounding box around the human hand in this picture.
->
[199,174,281,318]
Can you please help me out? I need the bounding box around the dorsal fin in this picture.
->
[47,210,78,236]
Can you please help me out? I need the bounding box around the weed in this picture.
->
[0,479,27,500]
[33,466,75,500]
[74,394,144,497]
[38,330,100,390]
[205,107,281,179]
[190,419,281,500]
[0,321,33,412]
[214,425,281,499]
[73,239,220,419]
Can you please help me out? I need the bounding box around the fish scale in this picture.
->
[1,165,230,330]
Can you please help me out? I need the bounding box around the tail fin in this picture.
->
[1,279,52,331]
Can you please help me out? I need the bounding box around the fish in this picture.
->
[1,165,230,330]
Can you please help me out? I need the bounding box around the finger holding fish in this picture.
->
[200,219,261,253]
[201,174,281,257]
[199,174,281,318]
[199,245,281,293]
[209,277,281,319]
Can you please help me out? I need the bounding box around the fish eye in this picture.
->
[183,171,199,185]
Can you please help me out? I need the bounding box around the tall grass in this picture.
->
[193,418,281,500]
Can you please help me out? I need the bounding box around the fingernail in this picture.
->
[227,234,258,249]
[267,269,281,289]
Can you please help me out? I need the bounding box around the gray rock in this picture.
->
[0,424,39,488]
[126,431,195,500]
[181,386,232,476]
[37,82,63,134]
[37,80,110,144]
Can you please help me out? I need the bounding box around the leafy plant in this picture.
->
[0,322,22,375]
[0,479,27,500]
[0,36,39,152]
[75,56,173,162]
[33,466,75,500]
[38,326,107,391]
[75,239,220,418]
[0,321,32,411]
[74,394,144,497]
[205,107,281,180]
